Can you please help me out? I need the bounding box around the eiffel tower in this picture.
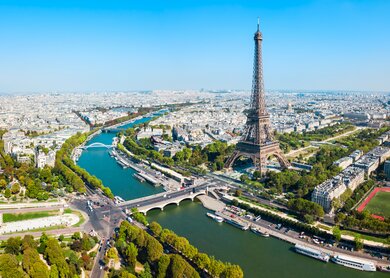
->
[225,20,290,174]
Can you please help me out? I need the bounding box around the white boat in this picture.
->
[114,196,125,204]
[250,227,270,237]
[294,244,329,263]
[224,217,249,230]
[331,255,376,272]
[206,212,223,223]
[134,173,146,182]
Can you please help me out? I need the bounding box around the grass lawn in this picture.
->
[364,191,390,219]
[341,230,389,244]
[3,210,59,223]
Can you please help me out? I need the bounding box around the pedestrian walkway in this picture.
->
[197,195,225,211]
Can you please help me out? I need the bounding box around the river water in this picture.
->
[77,116,386,278]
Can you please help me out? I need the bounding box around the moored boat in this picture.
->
[294,244,329,263]
[250,227,270,237]
[134,173,146,182]
[206,212,224,223]
[378,265,390,272]
[224,217,249,230]
[331,255,376,272]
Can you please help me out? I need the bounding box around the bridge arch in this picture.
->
[139,191,207,215]
[83,142,113,149]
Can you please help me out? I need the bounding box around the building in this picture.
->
[35,149,56,169]
[136,128,164,140]
[339,166,365,192]
[333,157,353,170]
[349,150,363,162]
[384,160,390,180]
[312,166,365,212]
[312,178,346,212]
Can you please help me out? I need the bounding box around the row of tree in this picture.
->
[231,199,331,239]
[112,220,244,278]
[336,209,390,233]
[114,220,198,278]
[149,222,243,277]
[54,130,114,198]
[287,198,325,223]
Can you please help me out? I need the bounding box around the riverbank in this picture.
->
[207,197,389,270]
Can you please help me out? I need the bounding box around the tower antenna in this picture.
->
[257,17,260,31]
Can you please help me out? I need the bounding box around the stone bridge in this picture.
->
[118,187,208,215]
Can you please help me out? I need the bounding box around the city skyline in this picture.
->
[0,0,390,93]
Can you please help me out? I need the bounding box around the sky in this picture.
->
[0,0,389,93]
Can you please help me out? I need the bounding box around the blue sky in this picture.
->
[0,0,389,93]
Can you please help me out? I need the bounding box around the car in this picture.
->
[100,266,103,270]
[126,216,133,223]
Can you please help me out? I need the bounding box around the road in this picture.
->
[0,205,65,214]
[0,227,82,241]
[71,189,126,278]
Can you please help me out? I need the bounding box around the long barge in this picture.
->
[331,255,376,272]
[294,244,330,263]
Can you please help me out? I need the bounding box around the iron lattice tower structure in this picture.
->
[225,21,290,173]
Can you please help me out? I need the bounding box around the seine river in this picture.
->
[77,116,385,278]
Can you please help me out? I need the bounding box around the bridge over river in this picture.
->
[117,184,225,214]
[81,142,114,149]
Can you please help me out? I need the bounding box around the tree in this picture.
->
[0,179,7,189]
[355,234,364,251]
[119,270,137,278]
[168,254,200,278]
[4,188,11,198]
[194,252,211,270]
[253,170,261,180]
[303,214,314,224]
[45,238,70,278]
[149,221,162,237]
[240,174,249,182]
[71,232,81,240]
[22,235,37,250]
[0,254,26,278]
[157,255,170,278]
[124,243,138,268]
[234,189,242,197]
[4,236,22,255]
[145,235,163,263]
[11,183,20,194]
[23,247,49,278]
[49,265,59,278]
[221,264,244,278]
[81,252,93,270]
[332,226,342,242]
[106,247,119,262]
[139,262,153,278]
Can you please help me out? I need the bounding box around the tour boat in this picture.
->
[331,255,376,272]
[294,244,330,263]
[206,212,224,223]
[250,227,270,237]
